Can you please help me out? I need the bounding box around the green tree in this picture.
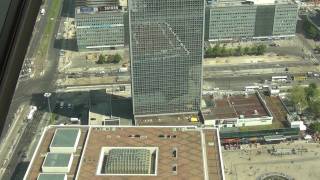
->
[106,54,122,63]
[97,54,106,64]
[107,55,114,63]
[244,47,250,55]
[221,45,227,56]
[215,44,222,57]
[309,122,320,133]
[235,46,243,56]
[113,53,122,63]
[305,83,320,102]
[256,44,266,55]
[250,45,258,55]
[310,101,320,117]
[290,86,308,113]
[304,20,320,39]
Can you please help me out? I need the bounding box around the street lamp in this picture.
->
[44,93,52,114]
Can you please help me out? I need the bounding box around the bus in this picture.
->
[244,86,260,92]
[271,76,288,82]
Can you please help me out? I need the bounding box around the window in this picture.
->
[172,148,177,158]
[172,164,177,174]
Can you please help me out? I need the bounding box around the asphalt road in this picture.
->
[203,61,312,72]
[1,0,66,178]
[24,2,49,61]
[204,74,320,91]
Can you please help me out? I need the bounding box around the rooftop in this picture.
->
[131,23,190,58]
[75,0,120,8]
[101,147,156,175]
[37,173,66,180]
[50,128,80,148]
[209,0,296,7]
[203,93,270,120]
[135,113,201,126]
[43,153,72,167]
[24,126,223,180]
[25,127,89,180]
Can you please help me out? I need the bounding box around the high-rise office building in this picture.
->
[75,0,127,51]
[207,0,298,41]
[129,0,205,116]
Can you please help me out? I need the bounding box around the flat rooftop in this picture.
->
[24,126,223,180]
[50,128,80,148]
[131,23,189,58]
[37,173,66,180]
[264,96,288,127]
[210,0,296,7]
[43,153,72,167]
[203,93,270,120]
[135,113,201,126]
[25,127,89,180]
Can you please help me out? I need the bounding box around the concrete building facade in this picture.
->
[207,0,298,41]
[75,0,127,51]
[129,0,205,116]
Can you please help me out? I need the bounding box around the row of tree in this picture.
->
[96,53,122,64]
[290,83,320,117]
[303,19,320,40]
[205,44,267,58]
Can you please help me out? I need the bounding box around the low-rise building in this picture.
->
[202,92,273,127]
[24,125,224,180]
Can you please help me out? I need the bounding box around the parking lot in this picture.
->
[223,141,320,180]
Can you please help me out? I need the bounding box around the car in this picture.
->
[40,8,45,15]
[60,101,64,108]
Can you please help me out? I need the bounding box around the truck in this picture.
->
[118,67,128,73]
[27,106,37,121]
[293,75,307,81]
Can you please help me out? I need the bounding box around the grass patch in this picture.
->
[37,0,63,59]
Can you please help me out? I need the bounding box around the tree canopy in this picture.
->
[290,85,308,113]
[96,53,122,64]
[303,19,320,40]
[290,83,320,117]
[205,44,267,58]
[309,122,320,133]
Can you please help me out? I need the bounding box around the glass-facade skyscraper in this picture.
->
[129,0,205,116]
